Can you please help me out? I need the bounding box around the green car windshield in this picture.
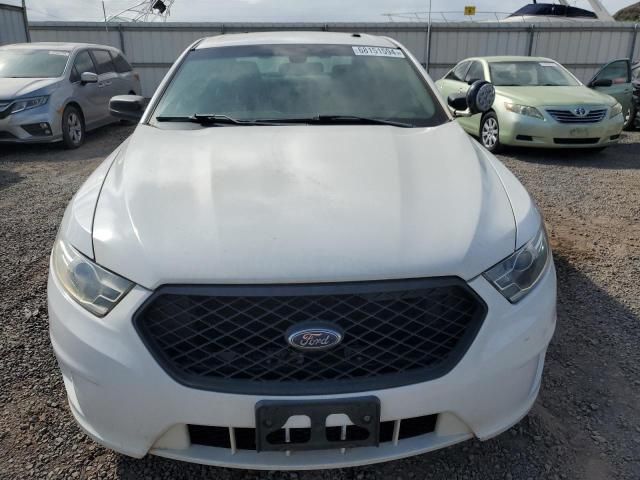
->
[152,44,448,127]
[489,61,580,87]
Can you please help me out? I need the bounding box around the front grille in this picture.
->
[134,278,486,395]
[0,131,17,140]
[546,108,607,123]
[188,414,438,451]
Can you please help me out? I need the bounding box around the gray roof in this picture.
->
[1,42,120,52]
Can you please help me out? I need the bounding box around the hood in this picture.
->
[0,77,59,99]
[496,85,616,107]
[92,122,517,289]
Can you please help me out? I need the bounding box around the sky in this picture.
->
[3,0,634,22]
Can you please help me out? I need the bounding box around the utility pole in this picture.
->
[425,0,432,71]
[21,0,31,42]
[102,0,109,31]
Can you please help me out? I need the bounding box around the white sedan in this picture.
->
[48,31,556,470]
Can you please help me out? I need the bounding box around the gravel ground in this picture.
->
[1,125,639,480]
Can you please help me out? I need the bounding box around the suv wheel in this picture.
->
[480,112,502,153]
[62,105,85,149]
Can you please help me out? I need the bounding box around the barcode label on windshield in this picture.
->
[352,46,405,58]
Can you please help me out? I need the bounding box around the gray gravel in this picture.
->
[1,125,639,480]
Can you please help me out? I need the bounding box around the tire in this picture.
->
[480,112,502,153]
[61,105,85,149]
[622,103,637,131]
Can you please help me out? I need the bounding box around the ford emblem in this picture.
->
[286,324,343,351]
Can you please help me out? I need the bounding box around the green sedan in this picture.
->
[435,56,630,152]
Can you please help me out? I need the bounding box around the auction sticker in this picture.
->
[352,46,405,58]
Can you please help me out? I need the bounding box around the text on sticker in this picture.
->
[352,46,405,58]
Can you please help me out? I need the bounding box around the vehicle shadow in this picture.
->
[503,131,640,170]
[0,169,24,190]
[114,255,640,479]
[0,123,134,164]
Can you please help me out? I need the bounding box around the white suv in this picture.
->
[48,32,556,470]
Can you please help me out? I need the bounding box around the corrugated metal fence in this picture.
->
[29,21,640,97]
[0,2,29,45]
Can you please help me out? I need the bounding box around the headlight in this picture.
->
[609,103,623,118]
[504,102,544,120]
[483,226,550,303]
[10,96,49,114]
[51,238,133,317]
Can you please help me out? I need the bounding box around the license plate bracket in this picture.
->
[255,396,380,452]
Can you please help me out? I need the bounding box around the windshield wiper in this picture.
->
[257,115,414,128]
[155,114,278,126]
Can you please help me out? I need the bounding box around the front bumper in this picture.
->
[48,263,556,470]
[0,104,62,144]
[499,109,624,148]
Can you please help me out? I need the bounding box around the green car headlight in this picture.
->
[52,238,134,317]
[10,96,49,114]
[609,103,622,118]
[504,102,544,120]
[483,226,550,303]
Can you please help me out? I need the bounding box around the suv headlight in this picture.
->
[504,102,544,120]
[483,226,550,303]
[51,238,133,317]
[609,102,622,118]
[10,96,49,114]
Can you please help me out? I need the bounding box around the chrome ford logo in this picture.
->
[286,324,343,351]
[574,107,588,117]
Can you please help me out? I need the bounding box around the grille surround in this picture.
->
[133,278,487,395]
[546,108,607,123]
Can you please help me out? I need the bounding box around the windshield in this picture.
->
[152,44,447,127]
[489,61,580,87]
[0,49,70,78]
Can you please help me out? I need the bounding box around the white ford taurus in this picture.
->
[48,32,556,470]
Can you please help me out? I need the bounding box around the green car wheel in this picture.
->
[480,112,502,153]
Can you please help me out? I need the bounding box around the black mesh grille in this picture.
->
[134,278,486,395]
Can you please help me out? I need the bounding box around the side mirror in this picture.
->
[109,95,147,122]
[447,93,469,112]
[80,72,98,84]
[590,78,613,88]
[448,80,495,117]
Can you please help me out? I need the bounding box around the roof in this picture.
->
[0,42,120,52]
[469,56,555,63]
[197,31,397,49]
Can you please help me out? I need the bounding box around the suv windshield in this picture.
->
[152,44,448,127]
[0,49,70,78]
[489,61,580,87]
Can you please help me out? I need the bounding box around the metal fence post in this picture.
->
[425,23,433,71]
[629,24,638,61]
[118,24,125,53]
[527,24,535,56]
